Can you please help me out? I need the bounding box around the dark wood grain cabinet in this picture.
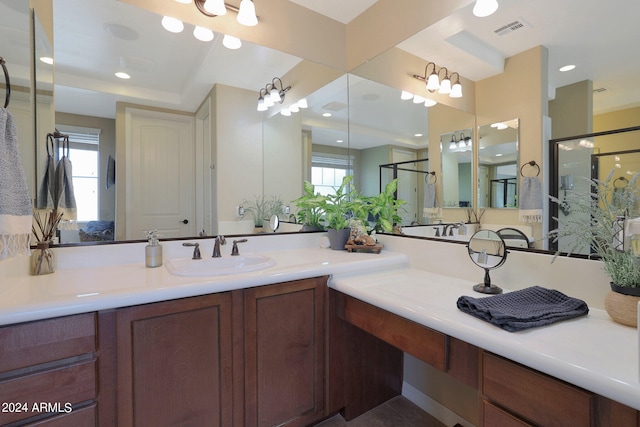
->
[0,313,98,426]
[114,292,234,427]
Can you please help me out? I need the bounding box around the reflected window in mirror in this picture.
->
[477,119,519,209]
[441,129,473,208]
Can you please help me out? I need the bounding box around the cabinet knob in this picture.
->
[181,219,189,224]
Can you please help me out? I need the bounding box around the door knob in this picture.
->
[181,219,189,224]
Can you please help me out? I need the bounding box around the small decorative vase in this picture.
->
[31,242,56,275]
[604,283,640,328]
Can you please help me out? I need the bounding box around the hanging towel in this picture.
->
[0,108,33,260]
[422,181,439,218]
[519,176,543,223]
[36,133,55,209]
[456,286,589,332]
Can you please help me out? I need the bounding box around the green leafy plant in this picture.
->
[242,194,283,227]
[548,170,640,289]
[321,175,357,230]
[364,179,407,233]
[292,181,325,229]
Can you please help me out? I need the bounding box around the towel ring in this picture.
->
[1,57,10,108]
[424,171,437,184]
[614,176,628,189]
[520,161,540,177]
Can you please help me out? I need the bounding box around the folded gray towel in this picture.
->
[456,286,588,332]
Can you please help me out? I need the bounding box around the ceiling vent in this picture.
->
[494,19,530,36]
[322,101,347,111]
[593,87,607,93]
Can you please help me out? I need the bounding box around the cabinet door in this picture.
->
[116,293,233,427]
[244,277,326,427]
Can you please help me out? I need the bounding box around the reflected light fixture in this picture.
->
[449,135,458,150]
[161,16,184,33]
[473,0,498,17]
[413,62,463,99]
[193,26,214,41]
[399,90,437,107]
[223,34,242,49]
[256,77,291,112]
[194,0,258,26]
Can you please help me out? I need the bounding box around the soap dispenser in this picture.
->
[145,230,163,268]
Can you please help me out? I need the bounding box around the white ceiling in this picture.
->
[2,0,638,148]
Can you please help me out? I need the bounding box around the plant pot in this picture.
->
[31,242,55,275]
[604,283,640,328]
[327,228,350,250]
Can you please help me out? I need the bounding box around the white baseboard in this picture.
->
[402,381,475,427]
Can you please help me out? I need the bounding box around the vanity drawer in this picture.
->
[336,293,446,370]
[482,352,593,426]
[22,404,96,426]
[0,359,96,425]
[0,313,96,373]
[482,400,533,427]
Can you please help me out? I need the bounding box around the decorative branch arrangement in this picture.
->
[32,210,63,243]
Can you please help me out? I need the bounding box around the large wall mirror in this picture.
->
[477,119,519,209]
[441,128,473,208]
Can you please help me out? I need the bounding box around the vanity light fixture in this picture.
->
[413,63,463,99]
[473,0,499,17]
[399,90,437,107]
[194,0,258,26]
[449,135,458,150]
[256,77,291,112]
[223,34,242,49]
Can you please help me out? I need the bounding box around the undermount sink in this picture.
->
[165,253,276,277]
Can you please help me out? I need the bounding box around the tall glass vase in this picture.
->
[31,242,56,275]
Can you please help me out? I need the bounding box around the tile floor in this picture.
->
[315,396,446,427]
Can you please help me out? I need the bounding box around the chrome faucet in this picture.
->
[182,242,201,260]
[443,223,459,236]
[231,239,248,256]
[212,235,226,258]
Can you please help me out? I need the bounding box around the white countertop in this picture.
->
[0,248,408,326]
[330,267,640,411]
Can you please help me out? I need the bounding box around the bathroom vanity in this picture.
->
[0,237,639,426]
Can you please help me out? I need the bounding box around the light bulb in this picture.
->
[203,0,227,15]
[473,0,498,17]
[161,16,184,33]
[193,26,214,42]
[222,35,242,49]
[237,0,258,26]
[426,72,440,92]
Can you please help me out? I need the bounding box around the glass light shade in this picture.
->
[438,78,452,94]
[257,98,267,111]
[424,98,437,107]
[204,0,227,15]
[289,104,300,113]
[237,0,258,26]
[222,34,242,49]
[426,72,440,92]
[473,0,499,17]
[449,141,457,150]
[400,91,414,100]
[161,16,184,33]
[297,98,308,108]
[450,82,463,98]
[281,108,292,117]
[269,88,281,103]
[412,95,426,104]
[264,93,274,108]
[193,26,214,41]
[175,0,191,3]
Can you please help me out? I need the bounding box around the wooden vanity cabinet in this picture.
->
[244,277,326,427]
[0,313,98,426]
[114,292,235,427]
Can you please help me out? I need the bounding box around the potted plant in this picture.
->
[548,170,640,326]
[243,194,284,230]
[292,181,326,231]
[322,175,357,249]
[363,179,407,233]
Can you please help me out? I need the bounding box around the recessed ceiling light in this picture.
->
[559,64,576,72]
[336,139,344,143]
[322,113,332,117]
[495,153,503,157]
[115,72,131,79]
[39,56,53,65]
[414,133,423,137]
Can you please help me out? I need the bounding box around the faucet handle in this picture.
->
[182,242,201,259]
[231,239,248,256]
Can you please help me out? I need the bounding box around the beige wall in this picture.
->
[594,106,640,132]
[549,80,593,139]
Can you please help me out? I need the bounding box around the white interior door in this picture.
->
[126,108,195,239]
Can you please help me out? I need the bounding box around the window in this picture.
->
[311,153,353,196]
[56,126,100,222]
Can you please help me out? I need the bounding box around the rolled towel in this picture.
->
[457,286,588,332]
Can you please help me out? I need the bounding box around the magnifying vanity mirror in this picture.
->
[477,119,519,209]
[467,229,507,294]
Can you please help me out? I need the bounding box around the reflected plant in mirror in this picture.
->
[477,119,519,209]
